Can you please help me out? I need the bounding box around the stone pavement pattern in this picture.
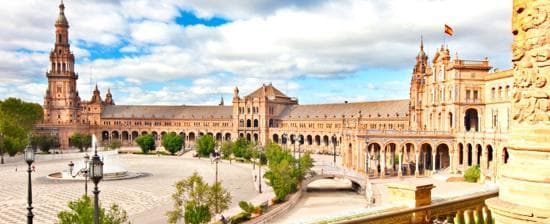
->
[0,153,257,224]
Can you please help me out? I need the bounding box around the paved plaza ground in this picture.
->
[0,151,259,224]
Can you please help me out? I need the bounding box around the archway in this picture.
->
[253,119,259,128]
[420,143,433,174]
[246,119,251,127]
[188,132,196,142]
[323,135,329,147]
[458,143,464,165]
[476,144,482,166]
[315,135,321,146]
[253,133,258,142]
[306,135,313,145]
[486,145,494,170]
[102,131,109,141]
[503,147,509,164]
[225,133,231,141]
[467,144,473,166]
[121,131,129,141]
[112,131,120,140]
[290,134,296,144]
[281,134,288,145]
[367,143,382,176]
[131,131,139,140]
[272,134,279,144]
[246,133,251,141]
[464,108,479,132]
[435,144,450,170]
[299,135,305,145]
[152,131,158,141]
[216,133,222,141]
[141,131,148,136]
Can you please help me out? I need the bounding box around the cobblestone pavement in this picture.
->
[0,153,257,224]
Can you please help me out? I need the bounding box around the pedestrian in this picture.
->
[254,175,257,182]
[32,165,36,172]
[15,166,17,172]
[220,215,227,224]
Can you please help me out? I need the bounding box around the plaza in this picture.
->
[0,150,260,224]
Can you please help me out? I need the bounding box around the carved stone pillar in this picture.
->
[487,1,550,223]
[381,148,386,178]
[415,151,420,177]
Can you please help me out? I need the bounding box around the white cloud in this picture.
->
[0,0,513,105]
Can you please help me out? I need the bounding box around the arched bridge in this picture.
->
[303,163,367,193]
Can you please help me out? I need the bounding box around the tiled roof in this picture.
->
[246,84,289,99]
[101,105,232,119]
[277,99,409,119]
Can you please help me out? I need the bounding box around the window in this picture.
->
[473,90,479,100]
[466,90,471,100]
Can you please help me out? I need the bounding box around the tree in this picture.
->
[57,195,129,224]
[220,141,233,159]
[464,165,481,183]
[232,138,253,160]
[167,172,232,224]
[196,135,215,157]
[162,133,183,155]
[0,98,43,163]
[69,133,92,152]
[106,139,122,150]
[208,182,232,215]
[31,135,59,153]
[263,142,314,202]
[135,134,155,154]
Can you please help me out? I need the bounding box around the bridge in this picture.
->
[305,162,368,193]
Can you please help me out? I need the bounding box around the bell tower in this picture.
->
[43,1,81,124]
[409,36,428,130]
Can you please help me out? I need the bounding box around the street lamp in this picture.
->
[0,132,4,164]
[212,147,221,183]
[68,154,90,196]
[89,145,103,224]
[258,145,264,193]
[24,145,35,224]
[332,134,337,166]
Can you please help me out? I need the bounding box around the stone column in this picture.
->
[487,1,550,223]
[450,147,455,174]
[398,150,403,177]
[432,152,436,173]
[415,151,420,177]
[381,148,386,178]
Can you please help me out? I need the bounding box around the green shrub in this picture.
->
[136,134,155,154]
[464,165,481,183]
[229,212,250,224]
[162,133,183,155]
[196,135,216,157]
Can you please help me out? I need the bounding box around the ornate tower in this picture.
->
[486,1,550,223]
[43,1,80,124]
[409,37,428,130]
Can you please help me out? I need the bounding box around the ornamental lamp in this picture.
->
[25,145,35,165]
[89,155,103,184]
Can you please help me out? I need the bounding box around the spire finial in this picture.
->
[420,34,424,51]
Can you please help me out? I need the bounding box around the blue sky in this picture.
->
[0,0,512,105]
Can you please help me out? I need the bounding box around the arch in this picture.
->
[215,133,223,141]
[239,133,244,138]
[239,119,244,127]
[199,132,205,137]
[188,132,196,141]
[281,134,288,145]
[435,143,450,170]
[323,135,329,146]
[306,135,313,145]
[161,131,167,139]
[486,145,494,169]
[458,143,464,165]
[152,131,158,140]
[314,135,321,146]
[269,119,274,127]
[246,133,251,141]
[467,143,473,166]
[464,108,479,132]
[253,133,259,142]
[141,131,148,136]
[298,134,305,145]
[476,144,482,166]
[121,131,129,141]
[272,134,279,143]
[253,119,259,128]
[246,119,251,127]
[290,134,296,144]
[420,143,433,173]
[503,147,509,164]
[102,131,109,141]
[225,133,231,141]
[112,131,120,140]
[131,131,139,140]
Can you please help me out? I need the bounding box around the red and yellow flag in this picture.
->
[444,24,454,36]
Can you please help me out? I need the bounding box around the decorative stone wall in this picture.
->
[486,0,550,223]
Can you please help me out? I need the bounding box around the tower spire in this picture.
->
[420,34,424,51]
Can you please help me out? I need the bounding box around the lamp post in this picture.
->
[0,132,4,164]
[212,147,221,183]
[258,145,263,193]
[90,144,103,224]
[24,145,35,224]
[68,154,90,196]
[332,134,337,166]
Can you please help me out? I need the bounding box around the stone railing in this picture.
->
[331,191,497,224]
[245,188,303,224]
